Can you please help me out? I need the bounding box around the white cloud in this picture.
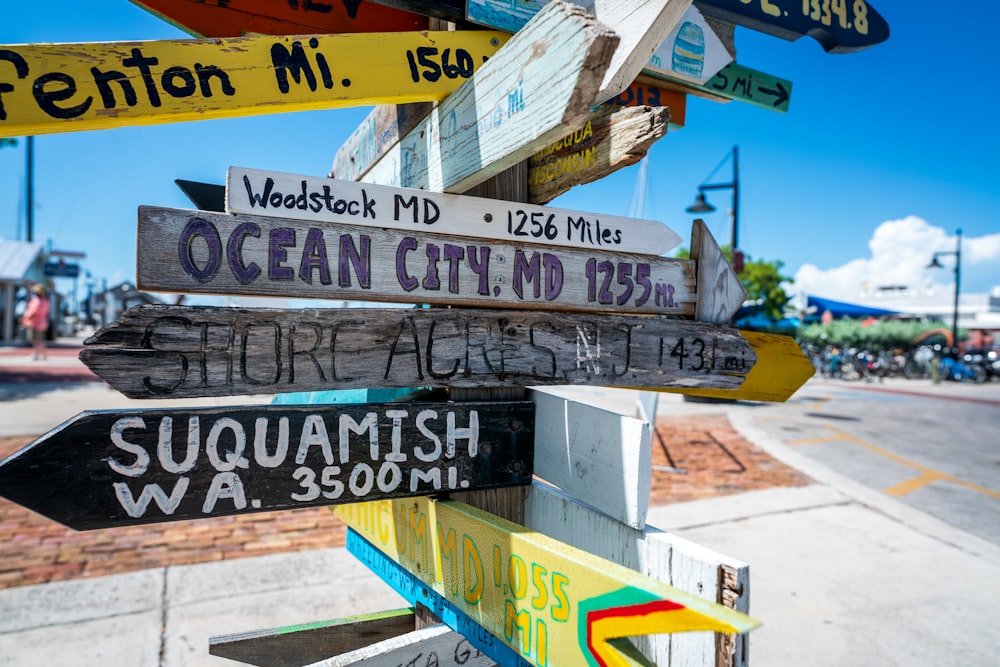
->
[793,216,1000,301]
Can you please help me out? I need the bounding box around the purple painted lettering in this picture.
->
[299,228,332,285]
[543,253,563,301]
[179,217,222,283]
[512,250,540,299]
[268,228,295,281]
[423,243,441,290]
[396,237,419,292]
[339,234,370,288]
[466,245,491,295]
[443,244,464,294]
[227,221,261,285]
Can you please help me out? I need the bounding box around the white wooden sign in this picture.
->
[645,4,733,85]
[532,389,651,530]
[308,625,495,667]
[136,206,703,316]
[524,480,750,667]
[226,166,682,256]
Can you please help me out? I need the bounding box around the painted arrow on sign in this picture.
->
[659,329,816,402]
[136,207,744,317]
[705,62,792,111]
[337,498,759,667]
[0,402,533,530]
[80,304,756,399]
[524,480,750,665]
[0,30,505,137]
[225,166,683,255]
[695,0,889,53]
[129,0,429,38]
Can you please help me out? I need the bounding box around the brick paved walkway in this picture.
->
[0,413,811,589]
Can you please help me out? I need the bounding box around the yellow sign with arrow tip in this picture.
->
[0,30,506,137]
[335,497,759,667]
[655,330,816,402]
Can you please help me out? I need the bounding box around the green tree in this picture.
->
[0,138,17,149]
[675,246,793,323]
[740,255,793,322]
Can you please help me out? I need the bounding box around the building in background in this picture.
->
[0,240,48,342]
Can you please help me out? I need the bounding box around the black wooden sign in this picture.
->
[695,0,889,53]
[0,402,533,531]
[81,305,756,399]
[366,0,466,24]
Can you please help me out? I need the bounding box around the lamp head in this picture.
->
[686,192,716,214]
[927,256,944,269]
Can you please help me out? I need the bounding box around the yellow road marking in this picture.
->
[820,426,1000,501]
[786,435,847,446]
[883,471,948,497]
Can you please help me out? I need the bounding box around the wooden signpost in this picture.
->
[524,480,750,667]
[0,402,534,530]
[81,298,759,398]
[703,62,792,112]
[356,0,697,194]
[129,0,429,38]
[225,166,682,255]
[135,206,719,315]
[0,30,505,137]
[531,389,651,530]
[527,105,671,204]
[331,102,437,183]
[356,2,620,193]
[338,497,759,667]
[694,0,889,53]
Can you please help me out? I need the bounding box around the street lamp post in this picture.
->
[686,145,740,266]
[927,228,962,349]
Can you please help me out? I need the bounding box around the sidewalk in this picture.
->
[1,348,999,666]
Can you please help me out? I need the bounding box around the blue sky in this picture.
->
[1,0,998,307]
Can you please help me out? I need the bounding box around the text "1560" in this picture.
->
[405,48,485,83]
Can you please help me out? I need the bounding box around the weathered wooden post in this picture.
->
[1,0,898,663]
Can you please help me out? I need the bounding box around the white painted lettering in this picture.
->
[113,478,189,517]
[109,416,150,477]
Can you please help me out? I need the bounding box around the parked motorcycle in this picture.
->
[962,349,1000,382]
[940,355,987,383]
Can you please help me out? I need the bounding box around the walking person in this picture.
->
[20,284,50,361]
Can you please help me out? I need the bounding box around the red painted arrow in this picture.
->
[586,597,753,667]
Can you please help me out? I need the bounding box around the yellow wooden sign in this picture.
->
[656,330,816,402]
[336,498,758,667]
[0,30,506,137]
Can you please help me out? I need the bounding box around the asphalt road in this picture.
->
[746,377,1000,545]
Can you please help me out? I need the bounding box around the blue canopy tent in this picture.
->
[805,295,901,321]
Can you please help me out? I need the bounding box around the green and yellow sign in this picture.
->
[0,30,506,137]
[336,498,758,667]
